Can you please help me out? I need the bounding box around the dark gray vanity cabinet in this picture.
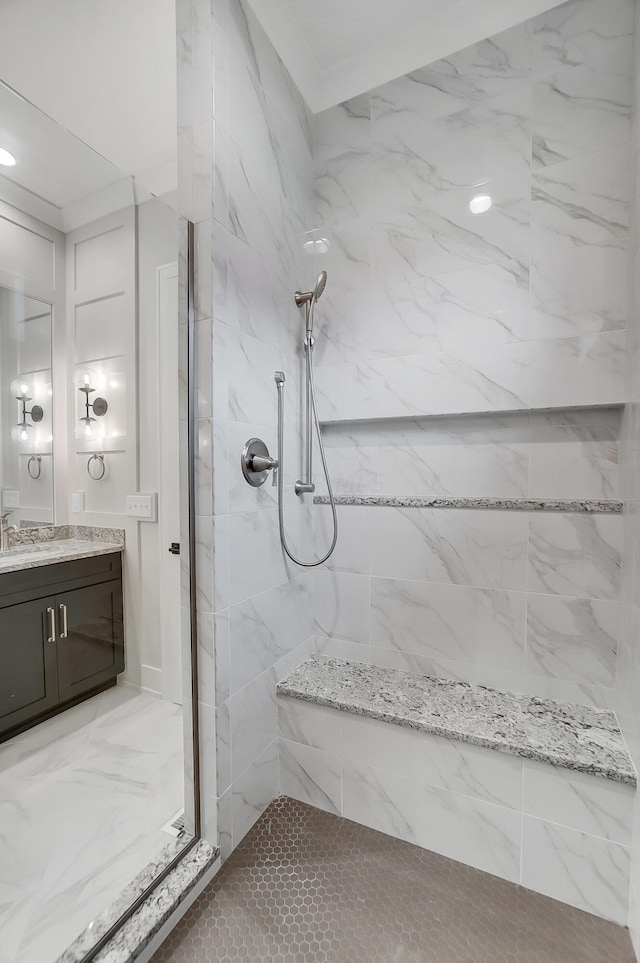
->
[0,553,124,742]
[0,596,59,733]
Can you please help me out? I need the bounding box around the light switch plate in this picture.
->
[71,491,85,513]
[2,490,20,509]
[126,492,158,521]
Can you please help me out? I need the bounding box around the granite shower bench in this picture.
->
[276,656,636,926]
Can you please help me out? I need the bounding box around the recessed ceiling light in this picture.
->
[303,237,330,255]
[0,146,17,167]
[469,194,492,214]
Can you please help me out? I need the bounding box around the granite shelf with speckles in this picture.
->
[313,495,623,513]
[277,656,636,786]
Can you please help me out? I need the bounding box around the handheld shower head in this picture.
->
[313,270,327,302]
[294,271,328,309]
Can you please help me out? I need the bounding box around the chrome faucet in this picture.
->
[0,512,18,552]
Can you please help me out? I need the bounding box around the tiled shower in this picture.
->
[177,0,640,954]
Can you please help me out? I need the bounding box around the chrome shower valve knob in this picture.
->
[241,437,278,487]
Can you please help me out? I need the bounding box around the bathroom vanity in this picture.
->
[0,533,125,742]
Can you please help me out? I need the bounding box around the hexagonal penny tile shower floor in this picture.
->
[151,796,634,962]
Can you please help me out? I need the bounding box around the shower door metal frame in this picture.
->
[81,220,202,961]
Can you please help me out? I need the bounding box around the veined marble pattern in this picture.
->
[521,816,631,923]
[531,146,629,254]
[371,22,531,127]
[314,260,531,368]
[277,656,636,784]
[368,506,529,589]
[530,244,628,339]
[318,409,621,504]
[370,578,526,671]
[374,88,531,210]
[0,686,184,963]
[532,42,632,168]
[527,513,622,601]
[372,172,531,285]
[525,594,618,688]
[531,0,634,78]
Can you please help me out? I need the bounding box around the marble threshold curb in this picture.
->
[278,656,636,787]
[314,495,623,513]
[58,838,218,963]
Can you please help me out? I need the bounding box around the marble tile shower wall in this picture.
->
[311,0,634,423]
[618,3,640,957]
[177,0,318,858]
[310,0,635,715]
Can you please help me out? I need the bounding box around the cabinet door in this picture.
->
[0,597,59,738]
[56,580,124,704]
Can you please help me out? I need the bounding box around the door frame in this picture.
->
[157,260,182,704]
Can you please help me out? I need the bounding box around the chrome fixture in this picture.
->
[11,378,44,444]
[87,452,106,480]
[293,271,327,494]
[241,437,278,487]
[75,368,108,438]
[0,512,18,551]
[27,456,42,480]
[272,273,338,568]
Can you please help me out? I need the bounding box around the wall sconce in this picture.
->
[75,368,108,438]
[11,378,44,444]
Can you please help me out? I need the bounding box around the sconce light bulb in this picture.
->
[83,374,91,386]
[20,383,28,396]
[20,429,27,441]
[85,423,92,437]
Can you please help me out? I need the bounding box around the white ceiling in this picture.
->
[0,0,566,228]
[0,81,141,231]
[247,0,566,112]
[0,0,176,186]
[0,84,125,210]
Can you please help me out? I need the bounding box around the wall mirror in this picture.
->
[0,77,197,963]
[0,288,53,526]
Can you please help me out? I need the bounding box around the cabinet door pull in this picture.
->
[46,607,56,643]
[59,604,68,639]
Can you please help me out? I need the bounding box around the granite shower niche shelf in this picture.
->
[0,551,124,741]
[314,495,623,513]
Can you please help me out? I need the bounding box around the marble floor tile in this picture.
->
[0,686,184,963]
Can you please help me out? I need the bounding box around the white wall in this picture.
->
[60,200,178,695]
[137,198,180,694]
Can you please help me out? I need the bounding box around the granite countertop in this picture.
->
[0,525,125,575]
[314,495,623,513]
[277,656,636,786]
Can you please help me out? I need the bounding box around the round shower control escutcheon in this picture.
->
[241,437,279,487]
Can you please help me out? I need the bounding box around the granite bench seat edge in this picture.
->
[276,656,637,788]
